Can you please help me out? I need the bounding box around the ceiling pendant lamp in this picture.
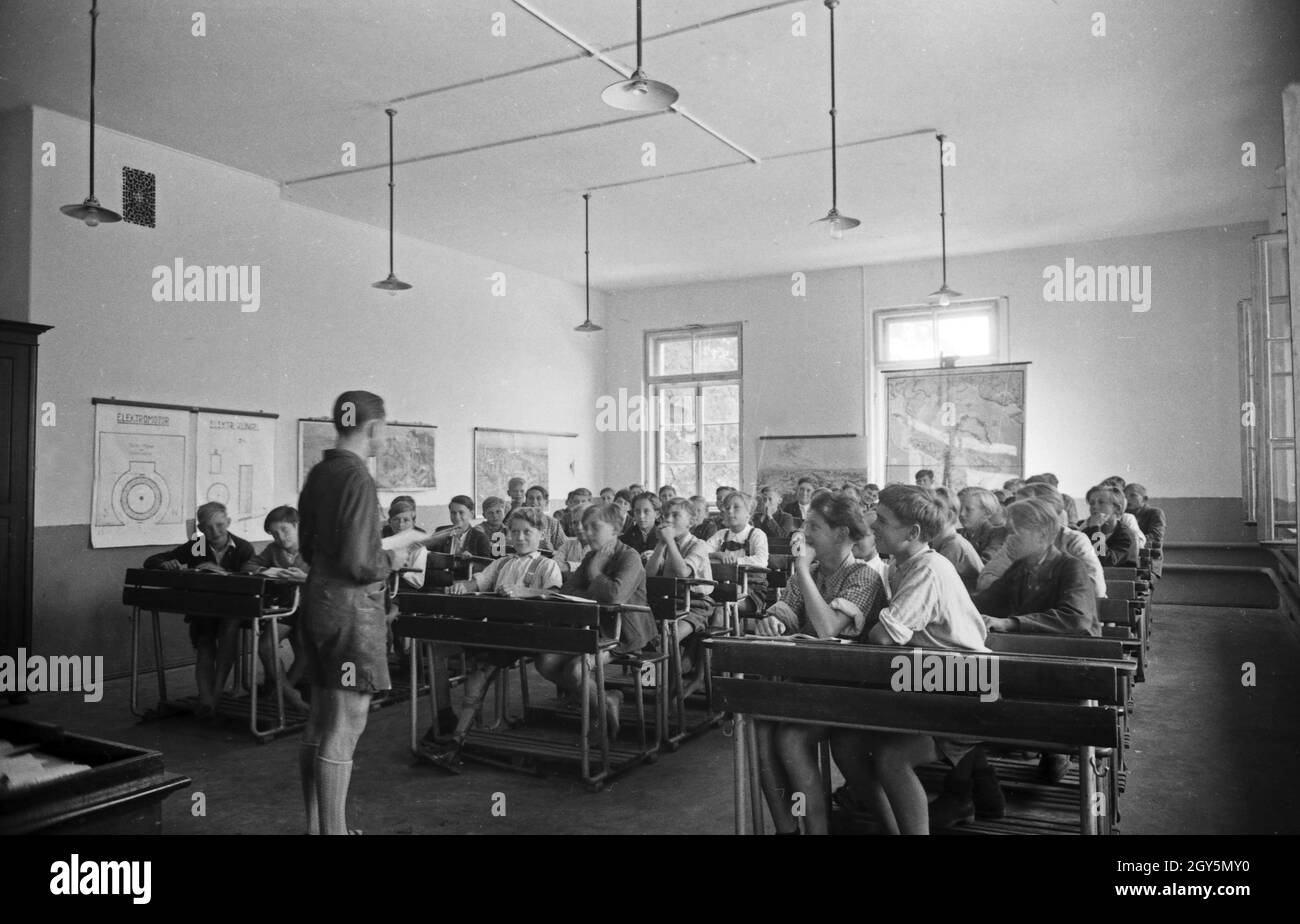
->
[601,0,679,112]
[928,132,961,306]
[812,0,858,239]
[575,193,602,332]
[60,0,121,226]
[372,108,412,292]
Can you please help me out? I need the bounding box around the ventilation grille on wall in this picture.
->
[122,166,155,228]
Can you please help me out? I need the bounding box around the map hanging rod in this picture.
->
[93,397,278,419]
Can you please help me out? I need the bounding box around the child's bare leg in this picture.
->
[775,724,831,834]
[756,721,798,833]
[831,730,899,834]
[452,668,494,739]
[213,620,241,703]
[194,634,218,711]
[873,733,939,835]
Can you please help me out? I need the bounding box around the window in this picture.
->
[645,325,742,499]
[874,298,1007,369]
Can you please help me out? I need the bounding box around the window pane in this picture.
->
[701,384,739,424]
[1267,242,1289,298]
[656,338,692,376]
[695,335,739,373]
[702,462,740,498]
[1269,339,1292,375]
[700,423,739,464]
[1269,374,1294,439]
[661,427,697,463]
[884,316,935,361]
[937,313,992,357]
[657,387,696,433]
[659,463,697,496]
[1268,297,1291,339]
[1271,445,1296,526]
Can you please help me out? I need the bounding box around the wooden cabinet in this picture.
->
[0,320,51,704]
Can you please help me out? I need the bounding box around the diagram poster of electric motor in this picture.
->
[195,411,276,543]
[91,402,192,548]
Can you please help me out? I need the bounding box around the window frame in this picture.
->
[873,296,1009,371]
[644,324,743,498]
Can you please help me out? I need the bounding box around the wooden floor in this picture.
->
[6,601,1299,834]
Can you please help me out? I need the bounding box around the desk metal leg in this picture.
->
[746,717,764,835]
[410,640,420,755]
[732,712,748,835]
[130,607,142,717]
[1079,744,1098,835]
[249,618,260,736]
[151,611,168,703]
[594,653,610,784]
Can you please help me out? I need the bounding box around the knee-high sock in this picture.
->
[299,742,319,834]
[316,756,353,836]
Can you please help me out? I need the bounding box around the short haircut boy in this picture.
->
[450,494,476,514]
[197,500,227,526]
[332,390,385,435]
[809,492,867,541]
[507,506,547,531]
[582,501,625,530]
[263,505,298,533]
[1006,498,1059,536]
[877,485,948,542]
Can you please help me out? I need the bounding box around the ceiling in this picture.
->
[2,0,1297,289]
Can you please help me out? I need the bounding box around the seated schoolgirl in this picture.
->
[536,503,652,746]
[828,485,988,836]
[706,490,770,617]
[619,491,661,557]
[753,494,886,835]
[422,506,563,772]
[957,486,1009,563]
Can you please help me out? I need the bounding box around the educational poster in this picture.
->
[884,363,1027,490]
[376,422,438,503]
[91,403,191,548]
[474,428,576,505]
[755,434,871,500]
[196,411,276,542]
[298,419,338,490]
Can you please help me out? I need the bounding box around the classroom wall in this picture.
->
[18,105,607,676]
[604,223,1263,542]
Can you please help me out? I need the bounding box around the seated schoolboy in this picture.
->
[535,503,651,745]
[914,469,936,488]
[422,506,564,772]
[753,494,885,835]
[782,477,816,526]
[929,493,983,594]
[240,504,310,712]
[556,488,592,537]
[143,501,255,719]
[552,503,592,576]
[657,484,677,506]
[620,491,661,557]
[599,487,615,505]
[862,483,880,510]
[507,476,527,510]
[382,496,429,589]
[1123,482,1165,576]
[612,489,634,533]
[840,483,862,505]
[525,485,569,548]
[751,485,795,539]
[957,486,1009,563]
[427,495,493,563]
[852,510,889,593]
[1098,476,1146,549]
[478,495,510,557]
[974,498,1100,636]
[828,485,988,836]
[977,483,1106,598]
[1081,485,1140,566]
[707,490,770,617]
[646,497,716,685]
[688,495,718,541]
